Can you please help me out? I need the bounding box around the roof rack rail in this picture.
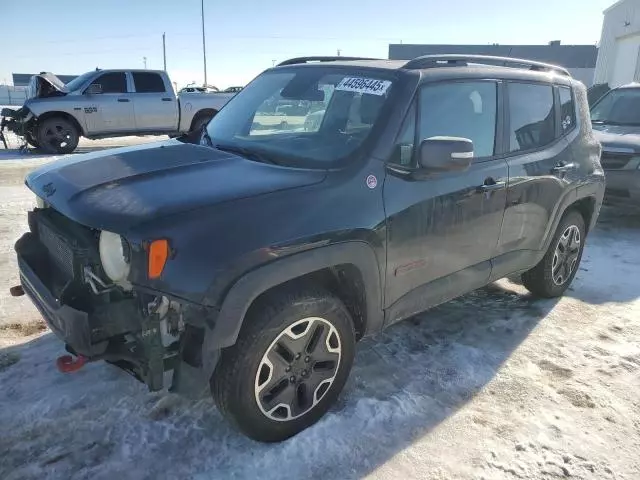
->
[403,55,571,77]
[277,56,378,66]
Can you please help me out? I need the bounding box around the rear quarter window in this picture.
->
[559,86,576,134]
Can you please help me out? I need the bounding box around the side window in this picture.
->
[418,81,497,158]
[92,72,127,94]
[132,72,166,93]
[559,86,576,134]
[508,83,555,152]
[390,103,416,165]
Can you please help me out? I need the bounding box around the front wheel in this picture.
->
[522,210,586,298]
[36,117,79,154]
[211,286,355,442]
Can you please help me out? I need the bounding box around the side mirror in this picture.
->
[86,83,103,95]
[418,136,474,173]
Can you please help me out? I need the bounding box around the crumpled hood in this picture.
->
[592,124,640,153]
[26,139,326,232]
[26,73,69,100]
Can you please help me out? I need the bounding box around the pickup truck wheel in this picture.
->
[211,286,355,442]
[37,117,79,154]
[191,113,213,134]
[522,210,586,298]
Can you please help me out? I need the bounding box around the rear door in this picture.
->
[131,71,178,131]
[384,80,508,322]
[492,81,577,278]
[83,71,135,133]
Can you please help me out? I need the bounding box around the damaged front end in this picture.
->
[1,73,68,147]
[1,106,34,147]
[13,207,218,395]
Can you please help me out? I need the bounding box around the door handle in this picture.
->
[477,181,506,192]
[551,163,576,173]
[117,98,130,103]
[161,97,173,101]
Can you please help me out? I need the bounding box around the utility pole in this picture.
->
[201,0,208,86]
[337,49,341,56]
[272,59,276,67]
[162,32,167,71]
[143,56,148,69]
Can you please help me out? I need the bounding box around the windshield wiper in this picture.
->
[214,143,280,165]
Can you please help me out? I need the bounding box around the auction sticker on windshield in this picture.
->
[336,77,392,96]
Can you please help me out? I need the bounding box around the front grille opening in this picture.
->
[601,153,633,170]
[606,188,631,198]
[38,221,75,279]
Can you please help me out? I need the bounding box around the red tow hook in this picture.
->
[56,354,88,373]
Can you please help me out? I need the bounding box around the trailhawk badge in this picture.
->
[366,175,378,189]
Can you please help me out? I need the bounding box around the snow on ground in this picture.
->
[0,145,639,480]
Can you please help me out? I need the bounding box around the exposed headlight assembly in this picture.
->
[99,231,131,288]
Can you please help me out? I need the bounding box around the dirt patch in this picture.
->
[0,319,47,337]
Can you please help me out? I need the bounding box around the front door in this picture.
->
[131,71,178,131]
[82,72,135,134]
[384,80,508,323]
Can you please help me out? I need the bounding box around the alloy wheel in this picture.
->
[552,225,581,285]
[254,317,341,421]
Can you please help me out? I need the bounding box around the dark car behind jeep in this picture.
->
[591,82,640,205]
[13,54,604,442]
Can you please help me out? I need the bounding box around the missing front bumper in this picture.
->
[15,230,218,394]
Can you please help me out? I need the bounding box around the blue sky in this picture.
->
[2,0,614,89]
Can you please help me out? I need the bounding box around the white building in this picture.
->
[594,0,640,87]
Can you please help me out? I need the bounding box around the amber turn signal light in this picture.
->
[148,239,169,279]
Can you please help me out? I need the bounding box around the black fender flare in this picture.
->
[540,186,578,253]
[540,183,602,255]
[202,241,384,378]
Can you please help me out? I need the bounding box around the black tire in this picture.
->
[211,286,355,442]
[36,117,79,154]
[187,112,214,143]
[522,210,586,298]
[191,112,214,133]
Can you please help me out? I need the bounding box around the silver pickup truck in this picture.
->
[3,69,234,154]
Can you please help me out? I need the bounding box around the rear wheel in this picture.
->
[211,286,355,442]
[36,117,79,154]
[187,112,215,143]
[191,113,215,135]
[522,210,586,298]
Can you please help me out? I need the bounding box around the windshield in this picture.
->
[65,71,97,92]
[591,88,640,126]
[206,67,395,167]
